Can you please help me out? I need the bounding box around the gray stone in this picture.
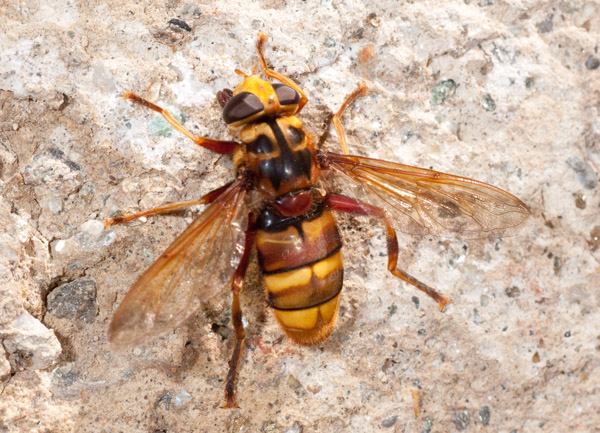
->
[47,280,97,323]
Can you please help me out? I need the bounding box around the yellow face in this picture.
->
[222,75,300,126]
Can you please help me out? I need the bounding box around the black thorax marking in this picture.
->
[259,119,312,191]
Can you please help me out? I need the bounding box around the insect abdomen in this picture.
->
[256,207,343,345]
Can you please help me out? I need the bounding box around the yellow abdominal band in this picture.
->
[264,251,343,345]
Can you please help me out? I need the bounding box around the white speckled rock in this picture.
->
[3,311,62,371]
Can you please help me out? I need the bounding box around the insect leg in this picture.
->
[105,182,232,228]
[325,193,450,311]
[224,218,256,408]
[255,32,308,113]
[332,82,369,155]
[123,90,238,154]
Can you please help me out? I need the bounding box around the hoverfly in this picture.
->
[107,32,530,407]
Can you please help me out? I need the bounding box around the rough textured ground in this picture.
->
[1,1,599,432]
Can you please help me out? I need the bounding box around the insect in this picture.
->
[107,32,530,407]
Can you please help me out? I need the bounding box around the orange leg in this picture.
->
[332,82,369,155]
[325,194,450,310]
[223,221,255,408]
[123,90,238,154]
[256,32,308,113]
[105,183,232,228]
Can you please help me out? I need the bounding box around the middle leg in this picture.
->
[223,218,256,408]
[105,182,233,228]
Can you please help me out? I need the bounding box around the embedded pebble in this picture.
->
[381,415,398,428]
[283,421,304,433]
[80,220,105,236]
[51,363,84,397]
[453,408,471,430]
[174,390,192,408]
[566,157,598,189]
[585,55,599,70]
[48,197,63,214]
[21,152,82,196]
[74,220,115,249]
[52,239,66,253]
[47,280,97,323]
[156,392,172,410]
[479,405,491,425]
[431,79,457,105]
[3,311,62,371]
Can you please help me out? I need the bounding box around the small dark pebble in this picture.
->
[421,416,434,433]
[366,12,382,28]
[168,18,192,32]
[431,79,457,105]
[481,93,496,111]
[262,420,277,432]
[478,406,491,426]
[564,331,571,338]
[388,304,397,316]
[505,286,521,298]
[381,415,398,428]
[53,366,81,387]
[574,193,586,209]
[10,349,33,370]
[453,409,471,430]
[525,77,535,88]
[536,13,553,33]
[585,55,599,70]
[51,365,83,394]
[47,280,96,323]
[567,157,598,189]
[351,27,364,39]
[283,421,303,433]
[49,147,80,170]
[588,226,600,251]
[553,256,562,275]
[155,392,172,410]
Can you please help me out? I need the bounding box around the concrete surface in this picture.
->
[1,0,599,432]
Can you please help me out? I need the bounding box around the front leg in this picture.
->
[256,32,308,113]
[331,82,369,155]
[123,90,238,154]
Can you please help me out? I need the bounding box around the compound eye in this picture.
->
[273,83,300,106]
[223,91,264,124]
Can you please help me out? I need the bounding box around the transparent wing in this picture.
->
[322,152,530,238]
[108,180,248,347]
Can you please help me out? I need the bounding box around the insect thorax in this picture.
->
[236,115,320,198]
